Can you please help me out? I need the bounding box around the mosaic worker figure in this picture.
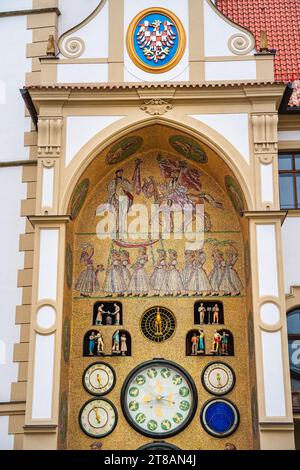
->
[103,250,126,296]
[189,250,211,296]
[166,249,184,296]
[150,249,168,296]
[128,247,150,296]
[75,244,103,297]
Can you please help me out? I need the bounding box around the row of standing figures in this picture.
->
[190,330,232,356]
[87,330,129,357]
[75,246,243,297]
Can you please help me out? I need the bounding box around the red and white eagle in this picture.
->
[136,19,177,63]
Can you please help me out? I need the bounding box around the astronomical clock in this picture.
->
[59,6,255,451]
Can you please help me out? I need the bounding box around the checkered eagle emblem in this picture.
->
[136,19,177,63]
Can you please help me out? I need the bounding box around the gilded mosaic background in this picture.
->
[59,125,255,450]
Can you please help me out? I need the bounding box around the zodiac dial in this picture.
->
[79,398,118,438]
[121,359,197,438]
[140,306,176,343]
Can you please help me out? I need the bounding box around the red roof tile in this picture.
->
[216,0,300,107]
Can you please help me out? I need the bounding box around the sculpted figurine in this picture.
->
[211,330,222,354]
[191,333,198,356]
[96,332,104,355]
[155,310,163,336]
[198,303,206,325]
[120,333,128,356]
[95,304,105,325]
[112,330,120,354]
[221,332,230,355]
[198,329,205,354]
[212,303,220,325]
[112,303,121,325]
[89,332,97,356]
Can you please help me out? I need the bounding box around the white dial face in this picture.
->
[123,361,197,437]
[79,399,117,438]
[202,363,235,396]
[83,363,115,396]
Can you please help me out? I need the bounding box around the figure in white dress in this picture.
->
[209,249,227,296]
[222,248,243,296]
[166,250,184,296]
[103,250,126,296]
[75,244,103,297]
[120,250,131,294]
[150,249,168,296]
[106,169,134,236]
[189,250,211,296]
[128,247,150,296]
[181,250,195,293]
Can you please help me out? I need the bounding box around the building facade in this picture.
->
[0,0,299,450]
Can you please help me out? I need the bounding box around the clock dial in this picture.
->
[201,398,239,437]
[83,362,116,396]
[140,307,176,343]
[202,362,235,396]
[121,359,197,438]
[79,398,117,438]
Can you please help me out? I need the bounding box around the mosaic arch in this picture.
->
[60,123,256,450]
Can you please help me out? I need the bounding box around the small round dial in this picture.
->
[121,359,198,438]
[200,398,239,438]
[79,398,118,438]
[202,362,235,396]
[83,362,116,396]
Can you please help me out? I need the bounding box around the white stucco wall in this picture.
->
[0,167,25,403]
[58,0,100,36]
[189,113,250,163]
[0,416,13,450]
[282,217,300,294]
[204,0,254,57]
[0,15,31,162]
[0,0,32,12]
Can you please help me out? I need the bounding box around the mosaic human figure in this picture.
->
[103,250,126,296]
[95,304,106,325]
[166,250,184,296]
[120,250,131,294]
[209,249,227,296]
[189,250,211,296]
[223,248,243,296]
[106,169,134,235]
[150,249,168,296]
[75,244,102,297]
[181,250,195,292]
[128,247,150,296]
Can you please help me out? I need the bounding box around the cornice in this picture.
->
[27,82,286,107]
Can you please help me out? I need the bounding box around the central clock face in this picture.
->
[121,359,198,438]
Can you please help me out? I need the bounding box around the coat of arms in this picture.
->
[127,8,186,73]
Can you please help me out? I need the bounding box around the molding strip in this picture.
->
[0,160,37,168]
[0,8,60,18]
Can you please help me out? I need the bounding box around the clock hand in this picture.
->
[93,407,101,424]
